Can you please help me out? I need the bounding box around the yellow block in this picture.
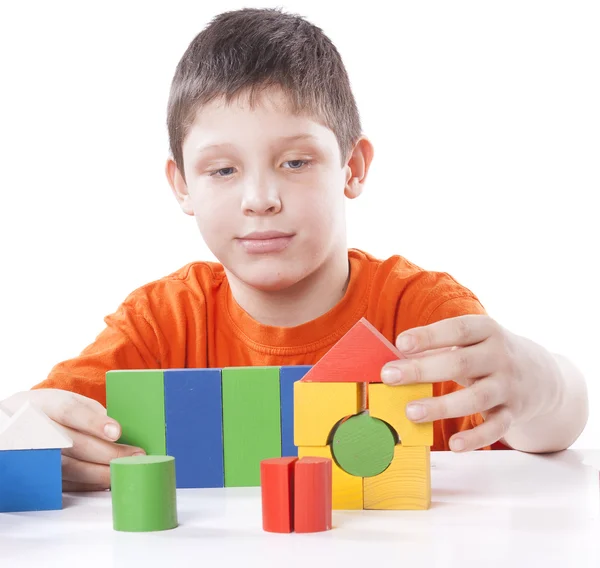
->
[294,382,361,447]
[364,445,431,510]
[298,445,363,510]
[369,383,433,447]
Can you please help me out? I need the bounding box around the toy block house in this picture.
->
[105,318,432,507]
[0,402,73,512]
[294,318,433,510]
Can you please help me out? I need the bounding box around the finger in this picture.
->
[62,455,111,487]
[404,376,507,423]
[26,389,122,443]
[402,345,461,360]
[395,314,499,354]
[61,426,145,465]
[382,341,493,386]
[64,481,110,492]
[448,406,513,452]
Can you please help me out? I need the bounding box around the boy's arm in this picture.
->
[33,296,165,406]
[499,349,588,453]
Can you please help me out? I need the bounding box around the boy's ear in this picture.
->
[344,136,374,199]
[165,158,194,216]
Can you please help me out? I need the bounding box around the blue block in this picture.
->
[0,449,63,512]
[164,368,224,488]
[279,366,312,457]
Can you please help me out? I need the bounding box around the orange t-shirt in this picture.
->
[33,249,491,451]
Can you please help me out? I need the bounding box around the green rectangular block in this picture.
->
[106,370,166,455]
[222,366,281,487]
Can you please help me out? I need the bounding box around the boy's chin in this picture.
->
[238,272,300,292]
[232,262,307,293]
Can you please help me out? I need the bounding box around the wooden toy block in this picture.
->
[0,449,63,512]
[0,401,73,450]
[331,412,396,477]
[363,445,431,510]
[294,457,332,533]
[0,402,72,512]
[0,406,10,430]
[260,457,298,533]
[368,383,433,447]
[294,381,361,447]
[279,366,312,457]
[110,455,178,532]
[164,369,224,488]
[300,318,403,383]
[298,446,363,510]
[222,367,281,487]
[106,370,166,455]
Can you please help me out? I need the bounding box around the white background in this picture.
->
[0,1,597,448]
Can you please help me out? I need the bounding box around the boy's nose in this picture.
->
[241,183,282,216]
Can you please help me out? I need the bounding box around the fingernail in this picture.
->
[104,423,120,440]
[397,335,415,352]
[406,403,426,421]
[381,366,402,384]
[132,451,146,457]
[450,438,465,451]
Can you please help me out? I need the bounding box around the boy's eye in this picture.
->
[283,160,310,169]
[210,167,235,177]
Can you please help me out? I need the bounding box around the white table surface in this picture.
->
[1,449,599,568]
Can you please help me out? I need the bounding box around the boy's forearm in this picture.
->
[501,351,589,453]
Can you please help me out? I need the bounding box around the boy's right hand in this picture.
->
[0,389,145,492]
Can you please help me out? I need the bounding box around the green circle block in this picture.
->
[110,455,178,532]
[331,413,395,477]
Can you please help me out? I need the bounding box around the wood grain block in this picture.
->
[368,383,433,447]
[0,402,73,450]
[0,449,63,512]
[222,367,281,487]
[294,457,332,533]
[363,445,431,510]
[164,369,224,488]
[106,370,166,455]
[110,455,178,532]
[298,446,363,510]
[300,318,403,383]
[294,382,361,447]
[260,457,298,533]
[279,366,312,457]
[331,412,395,477]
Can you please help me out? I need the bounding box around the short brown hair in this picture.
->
[166,7,362,178]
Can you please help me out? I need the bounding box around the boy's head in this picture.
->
[165,8,373,295]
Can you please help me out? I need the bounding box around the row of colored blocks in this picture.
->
[106,366,311,488]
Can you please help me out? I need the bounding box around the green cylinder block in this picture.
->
[331,413,396,477]
[110,455,178,532]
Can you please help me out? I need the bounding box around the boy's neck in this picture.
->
[226,251,350,328]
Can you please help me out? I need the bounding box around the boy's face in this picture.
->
[167,87,369,292]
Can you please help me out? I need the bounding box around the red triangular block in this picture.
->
[301,318,403,383]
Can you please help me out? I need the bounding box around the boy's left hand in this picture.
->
[381,314,562,452]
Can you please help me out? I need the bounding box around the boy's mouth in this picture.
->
[236,231,295,254]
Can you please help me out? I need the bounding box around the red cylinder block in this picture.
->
[294,457,332,533]
[260,457,298,533]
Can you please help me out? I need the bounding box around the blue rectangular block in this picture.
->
[279,366,312,457]
[0,449,63,512]
[164,368,224,488]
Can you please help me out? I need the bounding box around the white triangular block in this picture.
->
[0,406,11,431]
[0,401,73,451]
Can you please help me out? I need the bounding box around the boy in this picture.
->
[1,8,588,492]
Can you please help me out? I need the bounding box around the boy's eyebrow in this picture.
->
[194,134,320,156]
